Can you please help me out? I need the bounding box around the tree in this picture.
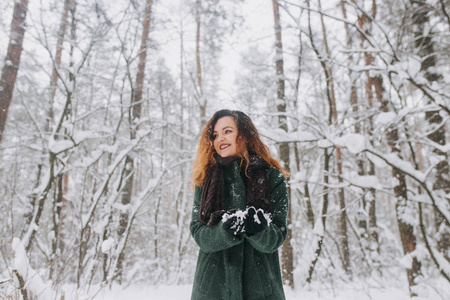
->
[271,0,294,288]
[352,0,422,295]
[48,0,71,281]
[340,0,380,272]
[318,0,351,276]
[116,0,154,283]
[0,0,29,142]
[410,0,450,261]
[195,0,207,125]
[2,0,450,297]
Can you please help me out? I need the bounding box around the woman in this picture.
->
[190,109,289,300]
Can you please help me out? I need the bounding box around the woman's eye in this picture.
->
[225,130,232,134]
[212,135,217,140]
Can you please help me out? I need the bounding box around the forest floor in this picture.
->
[89,283,447,300]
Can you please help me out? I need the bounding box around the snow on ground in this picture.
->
[89,284,443,300]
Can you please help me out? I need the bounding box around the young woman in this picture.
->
[190,109,289,300]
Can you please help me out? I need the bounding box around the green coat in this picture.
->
[190,162,289,300]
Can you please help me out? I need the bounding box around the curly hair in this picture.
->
[192,109,288,187]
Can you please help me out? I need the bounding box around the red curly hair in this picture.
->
[192,109,289,187]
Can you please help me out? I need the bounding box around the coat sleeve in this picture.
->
[246,169,289,253]
[190,185,243,253]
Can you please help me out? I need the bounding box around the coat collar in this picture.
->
[223,161,240,183]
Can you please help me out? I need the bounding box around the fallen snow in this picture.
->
[85,284,444,300]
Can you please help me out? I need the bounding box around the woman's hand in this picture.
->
[222,206,272,236]
[222,210,246,235]
[244,206,271,234]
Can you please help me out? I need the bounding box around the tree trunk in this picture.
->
[195,0,207,126]
[48,1,71,281]
[410,0,449,261]
[116,156,135,283]
[318,0,351,276]
[24,0,77,255]
[133,0,153,121]
[49,173,68,280]
[0,0,29,143]
[48,0,71,127]
[390,142,422,297]
[102,212,113,282]
[340,0,379,269]
[360,22,380,261]
[305,0,337,282]
[271,0,294,288]
[307,149,330,283]
[355,0,422,294]
[116,0,153,283]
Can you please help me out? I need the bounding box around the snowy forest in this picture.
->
[0,0,449,299]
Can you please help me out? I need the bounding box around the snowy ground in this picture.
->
[87,284,446,300]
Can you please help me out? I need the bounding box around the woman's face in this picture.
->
[213,116,239,157]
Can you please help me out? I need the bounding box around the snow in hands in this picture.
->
[221,206,272,235]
